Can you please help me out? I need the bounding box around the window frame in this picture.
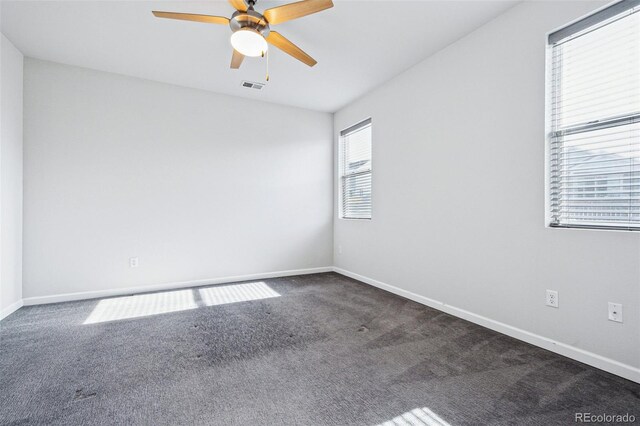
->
[545,0,640,231]
[338,118,372,220]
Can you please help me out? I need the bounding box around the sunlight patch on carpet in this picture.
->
[199,281,280,306]
[376,407,450,426]
[83,289,197,324]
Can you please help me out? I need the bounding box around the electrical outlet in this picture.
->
[338,245,343,255]
[129,257,139,268]
[546,290,558,308]
[608,302,623,323]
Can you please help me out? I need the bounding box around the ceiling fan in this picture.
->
[152,0,333,69]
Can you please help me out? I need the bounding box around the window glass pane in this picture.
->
[342,173,372,219]
[344,126,372,174]
[551,122,640,226]
[554,11,640,128]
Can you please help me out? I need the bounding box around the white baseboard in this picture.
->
[21,267,333,306]
[333,267,640,384]
[0,299,24,321]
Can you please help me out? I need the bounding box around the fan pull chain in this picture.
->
[265,49,270,82]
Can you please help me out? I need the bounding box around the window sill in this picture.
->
[547,223,640,233]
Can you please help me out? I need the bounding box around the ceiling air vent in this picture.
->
[241,81,265,90]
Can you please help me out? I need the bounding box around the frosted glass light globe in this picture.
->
[230,29,268,57]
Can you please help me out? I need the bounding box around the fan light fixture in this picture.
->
[230,28,268,57]
[153,0,333,69]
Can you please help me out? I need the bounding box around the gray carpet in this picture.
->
[1,272,638,425]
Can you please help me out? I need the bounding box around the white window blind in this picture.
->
[548,0,640,230]
[340,118,372,219]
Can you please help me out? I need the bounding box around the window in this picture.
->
[548,0,640,230]
[339,118,372,219]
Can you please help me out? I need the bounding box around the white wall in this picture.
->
[23,58,333,299]
[0,34,23,317]
[334,1,640,381]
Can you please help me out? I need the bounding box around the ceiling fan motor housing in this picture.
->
[229,10,270,37]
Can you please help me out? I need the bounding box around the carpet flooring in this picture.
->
[1,272,638,425]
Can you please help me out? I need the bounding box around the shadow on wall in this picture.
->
[83,281,280,324]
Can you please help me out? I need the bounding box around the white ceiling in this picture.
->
[1,0,517,112]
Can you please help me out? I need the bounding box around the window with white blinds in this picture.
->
[340,118,372,219]
[548,0,640,230]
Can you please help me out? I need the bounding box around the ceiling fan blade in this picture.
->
[266,31,317,67]
[263,0,333,25]
[228,0,248,12]
[152,11,230,25]
[231,49,245,69]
